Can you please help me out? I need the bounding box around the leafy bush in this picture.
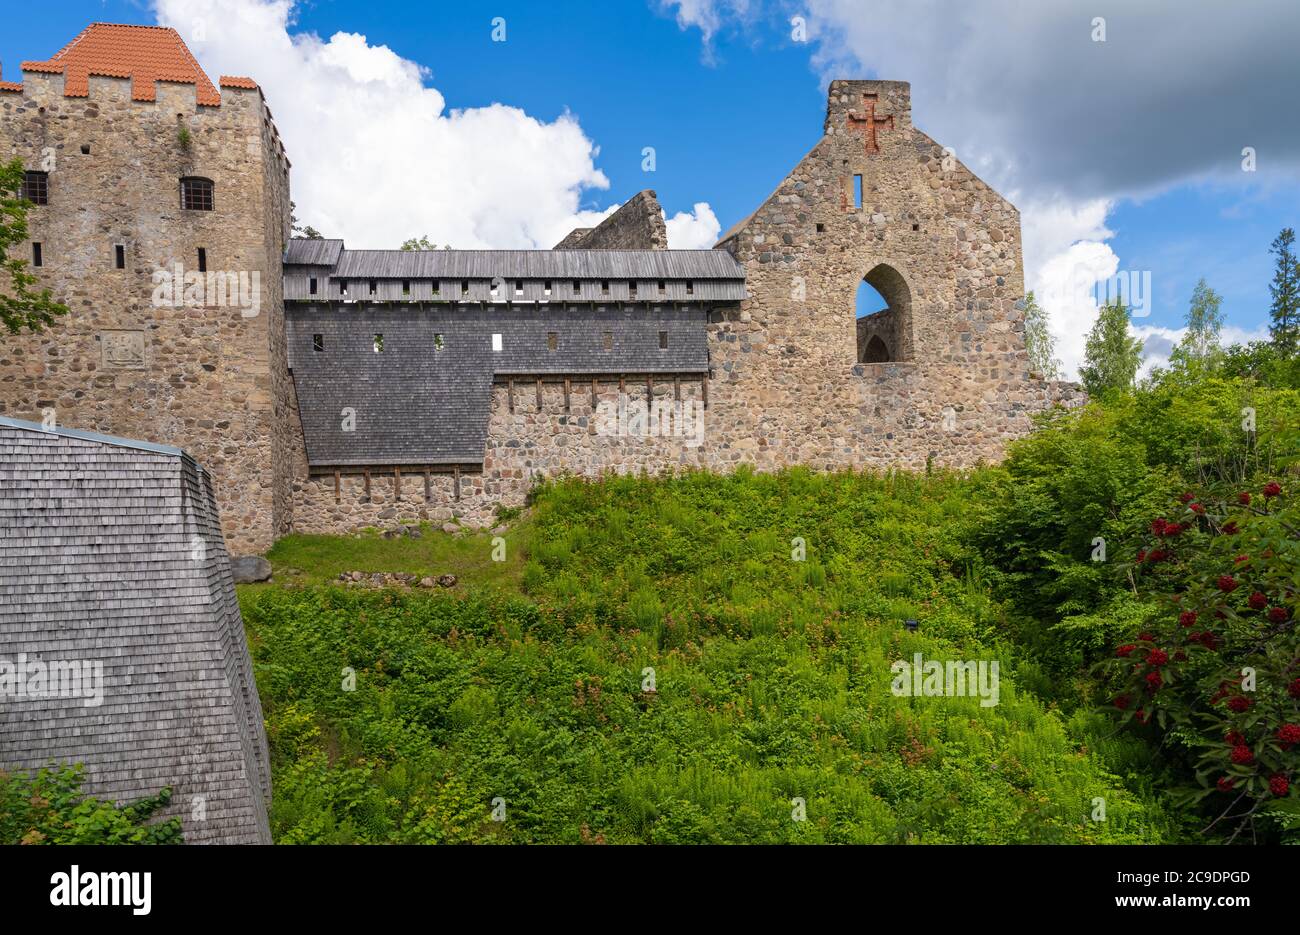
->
[1097,481,1299,842]
[975,378,1299,684]
[1,766,182,844]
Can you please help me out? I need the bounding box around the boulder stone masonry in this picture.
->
[1,28,1081,549]
[0,28,292,555]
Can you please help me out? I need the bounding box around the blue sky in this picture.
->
[5,0,1297,375]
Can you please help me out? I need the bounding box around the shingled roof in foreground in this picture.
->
[0,416,272,844]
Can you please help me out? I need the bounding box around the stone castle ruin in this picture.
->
[1,24,1082,557]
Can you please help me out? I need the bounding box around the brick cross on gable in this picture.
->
[846,94,894,155]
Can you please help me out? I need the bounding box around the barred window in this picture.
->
[21,171,48,205]
[180,176,214,211]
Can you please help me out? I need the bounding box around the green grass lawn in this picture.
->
[240,521,529,598]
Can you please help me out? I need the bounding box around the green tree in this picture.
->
[400,235,441,251]
[1268,228,1299,355]
[289,200,324,240]
[1219,340,1300,390]
[1022,291,1061,379]
[1169,278,1225,371]
[1,158,69,336]
[1080,299,1144,396]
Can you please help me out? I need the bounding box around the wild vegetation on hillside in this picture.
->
[243,468,1178,843]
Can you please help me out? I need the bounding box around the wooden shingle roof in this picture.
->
[0,416,272,844]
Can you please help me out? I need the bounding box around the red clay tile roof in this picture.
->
[219,75,258,90]
[0,62,22,92]
[18,23,245,106]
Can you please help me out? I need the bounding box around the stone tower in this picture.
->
[0,24,292,554]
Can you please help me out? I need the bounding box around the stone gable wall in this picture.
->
[554,190,669,251]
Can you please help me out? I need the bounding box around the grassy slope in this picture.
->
[239,468,1183,843]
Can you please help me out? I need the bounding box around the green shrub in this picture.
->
[1,766,182,844]
[1097,481,1299,842]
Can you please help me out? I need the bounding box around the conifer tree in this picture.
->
[1268,227,1299,355]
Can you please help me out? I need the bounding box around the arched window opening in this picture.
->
[862,335,890,363]
[854,263,912,363]
[855,280,888,318]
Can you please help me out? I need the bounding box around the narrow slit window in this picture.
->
[685,280,694,295]
[432,281,440,295]
[491,333,503,352]
[816,223,825,233]
[339,279,348,296]
[114,244,125,269]
[657,280,665,293]
[197,247,207,273]
[601,280,610,295]
[461,280,470,295]
[547,332,558,351]
[32,242,43,267]
[853,174,863,210]
[373,333,384,353]
[312,333,324,352]
[401,280,410,296]
[543,280,552,297]
[369,279,377,295]
[21,171,49,205]
[573,280,581,294]
[629,281,638,297]
[659,331,668,349]
[309,277,318,295]
[602,331,613,351]
[514,280,524,296]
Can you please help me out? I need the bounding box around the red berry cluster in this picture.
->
[1117,485,1295,809]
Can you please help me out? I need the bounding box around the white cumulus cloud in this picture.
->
[158,0,717,251]
[665,202,722,248]
[1034,241,1119,381]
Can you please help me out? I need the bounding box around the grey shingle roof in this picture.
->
[326,248,745,280]
[283,238,344,266]
[0,416,272,844]
[287,304,710,467]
